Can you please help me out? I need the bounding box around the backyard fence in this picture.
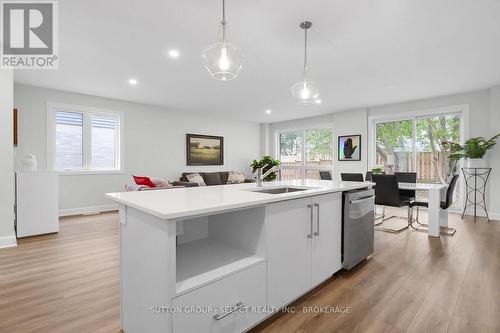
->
[376,151,450,182]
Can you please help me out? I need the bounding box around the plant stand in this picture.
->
[461,167,491,222]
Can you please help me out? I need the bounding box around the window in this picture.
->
[48,104,122,173]
[279,128,333,180]
[372,110,465,209]
[91,116,118,169]
[55,112,83,170]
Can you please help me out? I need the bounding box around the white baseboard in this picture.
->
[490,212,500,221]
[0,235,17,249]
[394,206,500,222]
[59,204,119,217]
[462,210,500,222]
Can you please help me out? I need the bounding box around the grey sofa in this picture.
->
[175,171,254,187]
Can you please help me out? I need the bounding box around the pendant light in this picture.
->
[202,0,244,81]
[291,21,320,105]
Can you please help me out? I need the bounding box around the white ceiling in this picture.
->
[14,0,500,123]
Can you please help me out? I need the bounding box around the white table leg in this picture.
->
[428,188,441,237]
[439,186,449,229]
[439,209,449,228]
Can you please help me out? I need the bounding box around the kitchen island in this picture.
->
[106,179,374,333]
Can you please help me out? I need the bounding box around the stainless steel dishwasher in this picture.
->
[342,188,375,270]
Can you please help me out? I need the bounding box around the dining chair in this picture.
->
[341,173,364,182]
[365,171,372,181]
[395,172,417,201]
[372,174,412,233]
[319,171,332,180]
[409,174,459,236]
[366,171,386,182]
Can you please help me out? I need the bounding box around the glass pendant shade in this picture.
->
[292,21,321,104]
[202,0,244,81]
[291,79,320,105]
[202,41,244,81]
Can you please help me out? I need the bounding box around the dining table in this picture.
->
[398,182,448,237]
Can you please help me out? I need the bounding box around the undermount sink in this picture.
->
[249,186,313,194]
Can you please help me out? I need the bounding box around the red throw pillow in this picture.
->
[133,175,155,188]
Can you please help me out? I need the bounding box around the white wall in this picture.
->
[14,84,261,215]
[332,109,368,180]
[0,71,16,248]
[268,109,368,181]
[368,90,490,139]
[267,88,500,220]
[489,86,500,217]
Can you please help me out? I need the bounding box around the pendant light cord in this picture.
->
[304,26,308,74]
[221,0,226,42]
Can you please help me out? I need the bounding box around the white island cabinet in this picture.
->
[267,193,342,309]
[107,180,373,333]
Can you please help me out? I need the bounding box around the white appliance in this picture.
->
[15,171,59,238]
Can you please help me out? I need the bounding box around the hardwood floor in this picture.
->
[0,213,121,333]
[0,210,499,332]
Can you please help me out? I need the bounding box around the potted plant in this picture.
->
[442,133,500,168]
[251,156,280,181]
[371,165,384,174]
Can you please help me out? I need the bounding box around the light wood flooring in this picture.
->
[0,210,499,333]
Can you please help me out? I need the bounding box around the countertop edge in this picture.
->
[106,182,374,221]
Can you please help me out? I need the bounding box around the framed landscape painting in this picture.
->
[186,134,224,165]
[338,135,361,161]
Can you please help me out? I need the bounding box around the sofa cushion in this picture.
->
[133,175,155,188]
[219,172,229,184]
[180,172,193,182]
[180,171,242,185]
[186,173,206,186]
[202,172,223,186]
[150,177,172,188]
[227,171,246,184]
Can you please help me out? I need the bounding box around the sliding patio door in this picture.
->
[375,119,414,173]
[374,112,463,209]
[415,114,461,206]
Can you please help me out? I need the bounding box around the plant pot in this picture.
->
[466,158,486,168]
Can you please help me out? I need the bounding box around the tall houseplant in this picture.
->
[251,156,280,182]
[442,133,500,168]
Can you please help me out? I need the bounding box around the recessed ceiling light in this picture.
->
[315,99,322,104]
[168,49,180,59]
[128,78,138,86]
[265,109,272,114]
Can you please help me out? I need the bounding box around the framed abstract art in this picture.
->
[338,135,361,161]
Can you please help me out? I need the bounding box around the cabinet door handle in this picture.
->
[307,204,313,238]
[314,203,320,236]
[213,302,245,320]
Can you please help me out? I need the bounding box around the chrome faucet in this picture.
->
[256,164,280,187]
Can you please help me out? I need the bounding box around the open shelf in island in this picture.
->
[176,238,265,296]
[174,206,266,296]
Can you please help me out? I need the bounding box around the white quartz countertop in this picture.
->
[106,179,374,220]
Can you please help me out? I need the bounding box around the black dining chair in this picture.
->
[319,171,332,180]
[409,174,459,236]
[341,173,364,182]
[395,172,417,201]
[367,171,388,220]
[372,174,412,233]
[366,171,386,182]
[365,171,373,181]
